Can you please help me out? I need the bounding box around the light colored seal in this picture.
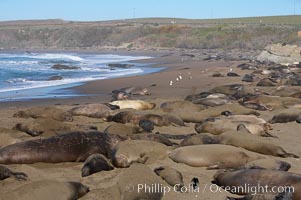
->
[169,144,262,169]
[163,103,259,123]
[69,104,112,118]
[195,118,273,137]
[109,100,156,110]
[219,131,298,158]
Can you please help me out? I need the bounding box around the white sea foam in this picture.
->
[0,53,84,62]
[0,68,143,93]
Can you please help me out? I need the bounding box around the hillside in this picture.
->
[0,16,301,50]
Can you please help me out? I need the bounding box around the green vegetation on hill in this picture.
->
[0,16,300,50]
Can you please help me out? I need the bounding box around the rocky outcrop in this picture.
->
[51,64,80,70]
[108,63,134,68]
[257,43,301,65]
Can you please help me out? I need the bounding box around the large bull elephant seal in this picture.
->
[0,131,125,164]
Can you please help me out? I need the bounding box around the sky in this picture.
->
[0,0,300,21]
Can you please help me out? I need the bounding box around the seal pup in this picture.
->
[154,166,184,191]
[0,131,125,164]
[81,154,114,177]
[0,165,27,181]
[169,144,262,169]
[109,100,156,110]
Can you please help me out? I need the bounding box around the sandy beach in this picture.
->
[0,49,301,200]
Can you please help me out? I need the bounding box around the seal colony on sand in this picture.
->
[2,46,301,199]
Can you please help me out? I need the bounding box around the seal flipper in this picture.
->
[206,163,224,170]
[262,131,278,138]
[281,153,299,158]
[12,172,28,181]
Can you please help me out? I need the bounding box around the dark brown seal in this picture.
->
[154,166,184,191]
[0,131,125,164]
[213,169,301,200]
[81,154,114,177]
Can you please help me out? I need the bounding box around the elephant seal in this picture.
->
[117,164,164,200]
[269,110,301,123]
[14,118,73,137]
[14,118,96,137]
[81,154,114,177]
[108,111,184,127]
[109,100,156,110]
[69,104,112,118]
[118,86,150,96]
[256,78,276,87]
[169,144,262,169]
[103,123,142,136]
[209,84,246,99]
[0,165,27,180]
[154,166,184,191]
[179,133,220,146]
[1,180,89,200]
[111,90,129,101]
[163,103,259,123]
[192,97,231,107]
[212,169,301,199]
[240,95,301,111]
[227,191,293,200]
[244,158,291,171]
[219,131,299,158]
[195,118,272,137]
[0,131,125,164]
[112,140,170,168]
[242,74,254,82]
[160,100,205,112]
[139,119,155,132]
[13,106,73,122]
[130,133,174,146]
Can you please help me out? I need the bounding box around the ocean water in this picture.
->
[0,52,159,101]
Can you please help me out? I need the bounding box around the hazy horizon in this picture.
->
[0,0,300,22]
